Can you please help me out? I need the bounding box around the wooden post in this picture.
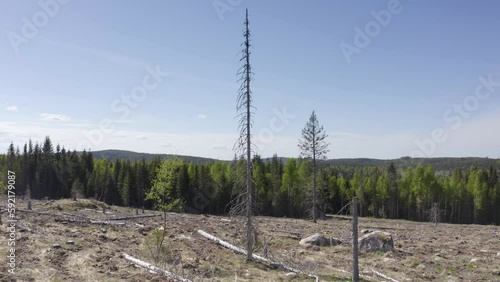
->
[352,197,359,282]
[27,186,32,211]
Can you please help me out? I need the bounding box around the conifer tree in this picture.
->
[298,111,329,222]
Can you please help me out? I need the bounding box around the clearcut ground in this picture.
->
[1,198,499,282]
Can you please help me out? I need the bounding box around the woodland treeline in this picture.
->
[1,137,499,225]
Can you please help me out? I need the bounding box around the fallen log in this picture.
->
[122,253,192,282]
[55,217,90,224]
[43,200,55,206]
[61,212,91,221]
[90,220,125,226]
[11,209,124,226]
[197,230,319,281]
[14,209,50,215]
[104,214,159,221]
[269,229,303,239]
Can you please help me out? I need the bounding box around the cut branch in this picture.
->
[371,268,399,282]
[122,253,192,282]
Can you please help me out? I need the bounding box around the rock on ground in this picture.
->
[358,230,394,253]
[299,233,341,247]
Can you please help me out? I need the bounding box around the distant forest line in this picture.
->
[1,137,499,225]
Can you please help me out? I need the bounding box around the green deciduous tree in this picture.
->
[146,159,184,213]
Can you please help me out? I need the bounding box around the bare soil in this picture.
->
[1,198,499,282]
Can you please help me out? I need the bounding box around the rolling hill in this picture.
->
[89,150,500,172]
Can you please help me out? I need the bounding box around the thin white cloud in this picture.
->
[40,113,71,122]
[5,105,18,112]
[0,121,85,150]
[329,131,365,139]
[136,135,148,140]
[114,131,129,138]
[40,37,147,69]
[113,119,134,124]
[212,145,230,150]
[429,112,500,158]
[198,113,208,119]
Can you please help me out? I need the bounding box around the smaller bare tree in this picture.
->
[298,111,329,223]
[427,202,441,226]
[144,227,171,270]
[71,179,84,201]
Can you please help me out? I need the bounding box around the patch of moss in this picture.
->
[375,231,389,242]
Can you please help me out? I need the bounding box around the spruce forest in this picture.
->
[2,136,499,225]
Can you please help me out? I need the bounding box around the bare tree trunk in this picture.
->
[312,153,317,223]
[288,183,291,217]
[396,192,399,219]
[450,202,454,223]
[352,197,359,282]
[360,186,364,218]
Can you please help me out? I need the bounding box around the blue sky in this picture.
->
[1,0,499,160]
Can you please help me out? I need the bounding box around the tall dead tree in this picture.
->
[298,111,329,223]
[232,8,255,262]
